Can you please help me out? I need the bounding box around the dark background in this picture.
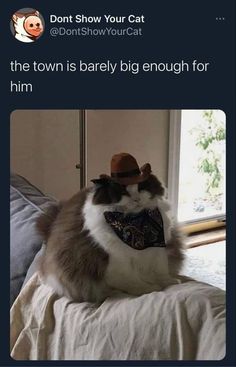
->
[0,0,235,366]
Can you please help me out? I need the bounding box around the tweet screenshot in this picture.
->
[0,0,235,366]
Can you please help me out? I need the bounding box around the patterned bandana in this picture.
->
[104,208,166,250]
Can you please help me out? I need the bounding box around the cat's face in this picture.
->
[24,15,43,37]
[91,175,164,212]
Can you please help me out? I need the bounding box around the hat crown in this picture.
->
[111,153,139,174]
[104,152,151,186]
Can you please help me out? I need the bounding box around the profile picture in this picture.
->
[10,8,44,43]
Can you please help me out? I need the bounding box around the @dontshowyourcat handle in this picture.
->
[37,153,185,302]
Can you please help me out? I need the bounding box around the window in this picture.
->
[168,110,226,226]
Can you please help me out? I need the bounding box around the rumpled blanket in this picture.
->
[10,272,225,360]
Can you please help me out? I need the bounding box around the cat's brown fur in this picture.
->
[166,227,185,275]
[37,188,110,302]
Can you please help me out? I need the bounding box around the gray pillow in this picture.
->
[22,244,46,288]
[10,173,56,306]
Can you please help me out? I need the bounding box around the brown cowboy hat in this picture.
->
[100,153,152,186]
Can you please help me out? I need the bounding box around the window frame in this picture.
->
[167,110,226,228]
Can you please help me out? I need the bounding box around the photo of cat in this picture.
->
[10,110,226,360]
[36,153,184,302]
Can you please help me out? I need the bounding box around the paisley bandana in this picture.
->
[104,208,166,250]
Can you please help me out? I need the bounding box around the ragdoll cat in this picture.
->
[37,155,184,302]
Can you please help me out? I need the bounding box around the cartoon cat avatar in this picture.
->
[12,10,44,43]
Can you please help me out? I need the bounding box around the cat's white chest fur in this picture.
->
[83,192,178,295]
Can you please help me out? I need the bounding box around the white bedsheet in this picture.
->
[10,273,225,360]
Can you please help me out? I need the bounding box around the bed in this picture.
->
[10,173,226,361]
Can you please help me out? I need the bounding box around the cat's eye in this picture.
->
[36,23,40,26]
[30,23,33,27]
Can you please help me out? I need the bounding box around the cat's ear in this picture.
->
[12,14,17,22]
[13,13,25,20]
[12,14,22,22]
[91,178,110,187]
[91,174,112,187]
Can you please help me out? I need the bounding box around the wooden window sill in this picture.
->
[185,228,226,248]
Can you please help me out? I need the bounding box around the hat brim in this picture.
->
[114,173,150,185]
[101,163,152,186]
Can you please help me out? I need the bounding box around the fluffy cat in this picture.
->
[37,174,185,302]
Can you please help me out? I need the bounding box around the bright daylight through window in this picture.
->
[178,110,226,223]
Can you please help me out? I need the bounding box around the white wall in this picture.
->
[11,110,80,199]
[86,110,170,186]
[10,110,170,200]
